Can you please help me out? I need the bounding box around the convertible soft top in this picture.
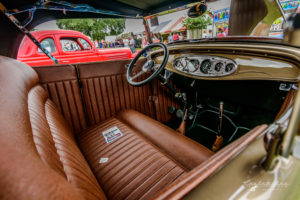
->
[1,0,206,31]
[1,0,202,17]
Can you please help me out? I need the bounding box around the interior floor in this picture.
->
[164,75,288,150]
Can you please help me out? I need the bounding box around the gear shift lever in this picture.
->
[176,109,188,135]
[212,101,224,152]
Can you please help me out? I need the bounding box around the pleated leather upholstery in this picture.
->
[78,118,187,200]
[28,85,107,200]
[0,56,100,199]
[78,110,213,200]
[78,60,155,125]
[0,56,213,200]
[35,61,181,132]
[34,65,87,133]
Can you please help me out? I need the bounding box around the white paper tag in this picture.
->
[99,157,109,164]
[102,126,123,143]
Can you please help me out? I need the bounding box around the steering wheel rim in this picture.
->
[126,42,169,87]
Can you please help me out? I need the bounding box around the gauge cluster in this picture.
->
[173,55,237,77]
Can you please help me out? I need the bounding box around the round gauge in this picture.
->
[174,58,186,70]
[187,59,199,72]
[180,58,189,72]
[214,62,223,72]
[200,59,212,74]
[225,63,235,72]
[174,59,182,70]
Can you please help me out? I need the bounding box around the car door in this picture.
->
[18,34,59,66]
[55,34,103,65]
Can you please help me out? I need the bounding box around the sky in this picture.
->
[35,20,59,30]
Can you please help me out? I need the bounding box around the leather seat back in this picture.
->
[34,65,87,133]
[0,56,106,200]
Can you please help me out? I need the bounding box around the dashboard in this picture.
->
[173,55,237,77]
[151,42,300,82]
[154,53,299,82]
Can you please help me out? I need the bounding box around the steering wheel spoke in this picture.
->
[130,70,146,81]
[153,63,161,70]
[146,50,152,61]
[126,43,169,86]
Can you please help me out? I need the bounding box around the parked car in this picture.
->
[17,30,135,66]
[0,0,300,200]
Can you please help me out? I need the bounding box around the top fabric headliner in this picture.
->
[2,0,202,17]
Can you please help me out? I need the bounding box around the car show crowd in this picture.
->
[94,32,186,53]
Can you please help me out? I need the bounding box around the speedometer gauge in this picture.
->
[215,62,223,72]
[200,59,211,74]
[187,59,199,72]
[174,58,186,70]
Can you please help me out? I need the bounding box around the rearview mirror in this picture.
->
[188,2,207,18]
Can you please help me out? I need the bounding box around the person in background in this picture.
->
[217,28,226,37]
[153,34,160,43]
[142,35,148,48]
[179,33,184,40]
[142,35,148,57]
[110,42,114,48]
[114,40,119,48]
[103,41,107,48]
[120,39,124,47]
[129,36,135,53]
[94,40,99,48]
[173,32,179,41]
[99,40,103,48]
[125,38,128,47]
[157,33,163,42]
[208,30,213,38]
[133,35,138,48]
[168,33,173,43]
[123,37,129,47]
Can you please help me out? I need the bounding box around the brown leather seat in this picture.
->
[78,110,213,200]
[0,56,213,200]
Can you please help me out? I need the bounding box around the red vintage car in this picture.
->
[17,30,134,66]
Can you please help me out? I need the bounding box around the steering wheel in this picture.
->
[127,43,169,86]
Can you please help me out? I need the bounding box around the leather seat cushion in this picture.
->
[78,110,213,200]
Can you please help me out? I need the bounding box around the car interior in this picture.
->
[0,0,299,199]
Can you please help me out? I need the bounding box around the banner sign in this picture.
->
[280,0,300,11]
[213,8,230,23]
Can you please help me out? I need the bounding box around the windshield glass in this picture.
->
[144,0,299,43]
[32,0,300,53]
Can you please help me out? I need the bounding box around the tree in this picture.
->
[182,14,212,30]
[56,18,125,40]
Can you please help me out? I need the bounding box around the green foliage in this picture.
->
[182,14,212,30]
[56,18,125,40]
